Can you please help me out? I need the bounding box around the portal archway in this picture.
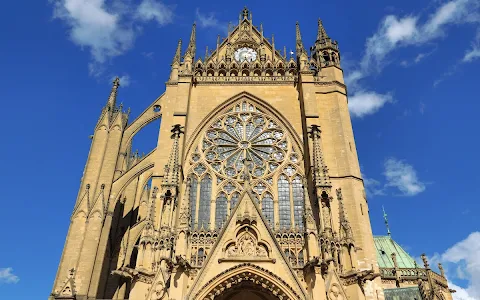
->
[192,263,301,300]
[216,281,277,300]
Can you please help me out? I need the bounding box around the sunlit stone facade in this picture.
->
[50,7,454,300]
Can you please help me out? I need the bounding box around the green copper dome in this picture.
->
[374,236,417,269]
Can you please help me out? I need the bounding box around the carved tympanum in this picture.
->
[226,231,268,258]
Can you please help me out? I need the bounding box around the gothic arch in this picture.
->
[110,156,155,211]
[184,91,304,160]
[121,94,164,153]
[191,263,301,300]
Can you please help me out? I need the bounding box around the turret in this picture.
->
[311,19,340,68]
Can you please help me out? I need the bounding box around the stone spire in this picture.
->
[337,188,353,240]
[185,23,196,58]
[172,39,182,65]
[316,19,329,42]
[163,124,184,189]
[107,77,120,111]
[295,22,307,57]
[383,206,392,237]
[308,125,332,191]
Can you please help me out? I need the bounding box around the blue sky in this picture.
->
[0,0,479,299]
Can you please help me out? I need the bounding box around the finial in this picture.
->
[421,253,430,269]
[438,263,445,277]
[383,206,392,237]
[242,6,249,20]
[205,46,209,62]
[107,76,120,109]
[283,46,286,60]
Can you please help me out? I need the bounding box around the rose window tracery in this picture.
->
[202,103,287,180]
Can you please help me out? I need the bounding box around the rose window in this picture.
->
[202,107,287,179]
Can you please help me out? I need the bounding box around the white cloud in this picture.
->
[136,0,174,25]
[464,48,480,61]
[51,0,136,64]
[51,0,173,77]
[0,268,19,284]
[384,158,426,196]
[348,91,393,118]
[346,0,480,115]
[442,232,480,299]
[450,283,478,300]
[463,30,480,62]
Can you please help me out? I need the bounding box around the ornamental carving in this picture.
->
[226,232,268,258]
[328,284,344,300]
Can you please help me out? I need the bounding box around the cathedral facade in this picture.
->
[50,8,454,300]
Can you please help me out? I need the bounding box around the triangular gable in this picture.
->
[205,19,286,65]
[186,183,307,299]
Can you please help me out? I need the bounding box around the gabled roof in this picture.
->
[374,236,417,268]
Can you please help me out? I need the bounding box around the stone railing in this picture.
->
[380,267,447,285]
[194,75,296,84]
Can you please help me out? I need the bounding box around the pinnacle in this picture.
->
[316,18,329,41]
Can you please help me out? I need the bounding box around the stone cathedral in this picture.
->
[50,8,455,300]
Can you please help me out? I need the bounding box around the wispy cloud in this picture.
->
[384,158,426,196]
[142,51,154,59]
[51,0,174,77]
[195,8,228,34]
[136,0,174,25]
[363,158,426,197]
[463,30,480,62]
[346,0,480,116]
[0,268,19,284]
[363,176,385,197]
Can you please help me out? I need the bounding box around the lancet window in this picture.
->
[189,177,198,228]
[198,174,212,228]
[215,192,228,228]
[278,175,291,229]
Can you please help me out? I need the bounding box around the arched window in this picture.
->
[198,174,212,228]
[292,176,304,230]
[278,175,291,229]
[189,177,198,228]
[215,192,227,229]
[230,192,240,212]
[262,193,274,226]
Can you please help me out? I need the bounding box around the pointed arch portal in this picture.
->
[193,263,301,300]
